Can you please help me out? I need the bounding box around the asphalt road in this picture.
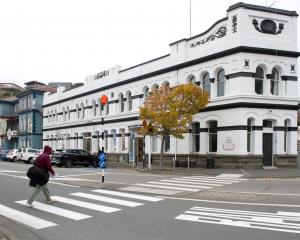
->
[1,161,300,240]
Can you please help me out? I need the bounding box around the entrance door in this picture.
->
[263,133,273,166]
[137,137,144,162]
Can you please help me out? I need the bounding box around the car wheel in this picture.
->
[12,156,17,162]
[65,159,73,168]
[28,158,34,164]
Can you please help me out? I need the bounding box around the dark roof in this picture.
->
[24,80,46,86]
[227,2,298,16]
[0,83,23,90]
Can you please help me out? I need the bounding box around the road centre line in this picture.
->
[159,196,300,207]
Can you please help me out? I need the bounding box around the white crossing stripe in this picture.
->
[180,177,239,184]
[71,192,143,207]
[161,179,222,187]
[0,203,57,229]
[15,200,91,220]
[118,186,181,195]
[186,175,248,181]
[216,174,245,179]
[135,183,199,192]
[92,189,163,202]
[146,181,212,189]
[175,206,300,234]
[53,196,121,213]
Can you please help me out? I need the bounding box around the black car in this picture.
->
[51,149,98,168]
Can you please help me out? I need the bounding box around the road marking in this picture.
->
[71,192,143,207]
[146,181,212,189]
[184,175,248,181]
[52,196,121,213]
[216,174,245,179]
[180,177,240,184]
[159,196,300,207]
[214,190,300,197]
[135,183,199,192]
[118,186,181,195]
[15,200,91,220]
[0,203,57,229]
[176,206,300,234]
[0,170,25,173]
[162,179,222,186]
[92,189,163,202]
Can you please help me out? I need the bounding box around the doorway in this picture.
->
[263,133,273,166]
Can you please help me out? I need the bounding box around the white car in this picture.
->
[17,148,39,164]
[6,149,19,162]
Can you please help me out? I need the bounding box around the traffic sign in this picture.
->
[98,152,106,169]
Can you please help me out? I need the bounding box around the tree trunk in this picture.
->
[160,136,165,170]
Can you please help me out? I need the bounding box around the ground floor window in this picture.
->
[208,121,217,152]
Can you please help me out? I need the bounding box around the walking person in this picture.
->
[26,145,56,207]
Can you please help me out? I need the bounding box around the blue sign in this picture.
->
[98,152,106,169]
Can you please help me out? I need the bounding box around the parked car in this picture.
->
[0,150,10,161]
[5,149,18,162]
[51,149,98,167]
[17,147,39,164]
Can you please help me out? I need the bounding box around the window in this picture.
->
[92,100,96,116]
[119,93,124,112]
[62,107,66,121]
[143,87,149,102]
[120,129,126,151]
[247,118,254,153]
[76,104,80,119]
[187,75,196,84]
[151,84,159,93]
[164,135,170,152]
[105,103,109,115]
[202,73,211,96]
[208,121,218,152]
[270,68,279,95]
[255,67,264,94]
[192,122,200,152]
[127,91,132,111]
[80,103,85,119]
[284,119,291,153]
[217,70,225,97]
[151,136,157,152]
[66,107,70,121]
[263,120,272,128]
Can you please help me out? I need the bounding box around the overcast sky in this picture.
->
[0,0,299,88]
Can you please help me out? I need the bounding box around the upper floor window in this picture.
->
[143,87,149,101]
[127,91,132,111]
[270,68,280,95]
[119,93,124,113]
[76,104,80,119]
[80,103,85,119]
[202,73,211,96]
[255,67,264,95]
[187,75,196,84]
[217,69,225,97]
[92,100,97,117]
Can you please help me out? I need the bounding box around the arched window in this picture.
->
[76,104,80,119]
[255,67,264,94]
[151,84,159,93]
[80,103,85,119]
[92,100,96,117]
[66,106,70,121]
[143,86,149,101]
[192,122,200,152]
[105,103,109,115]
[247,118,254,153]
[187,75,196,84]
[120,128,126,151]
[217,69,225,97]
[202,73,211,96]
[55,110,58,123]
[208,120,218,152]
[126,91,132,111]
[270,68,280,95]
[119,93,124,113]
[62,107,66,121]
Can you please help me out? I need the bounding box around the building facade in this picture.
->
[43,3,299,168]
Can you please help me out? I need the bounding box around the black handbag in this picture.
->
[27,165,50,185]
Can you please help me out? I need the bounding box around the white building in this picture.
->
[43,2,299,168]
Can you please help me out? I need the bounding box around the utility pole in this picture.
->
[189,0,192,37]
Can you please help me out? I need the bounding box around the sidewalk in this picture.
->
[136,164,300,178]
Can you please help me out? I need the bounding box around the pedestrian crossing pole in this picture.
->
[101,169,105,184]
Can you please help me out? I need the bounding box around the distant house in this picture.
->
[16,81,56,149]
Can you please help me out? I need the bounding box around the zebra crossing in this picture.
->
[175,206,300,234]
[0,189,163,230]
[119,174,248,196]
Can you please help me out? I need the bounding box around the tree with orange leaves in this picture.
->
[139,83,209,169]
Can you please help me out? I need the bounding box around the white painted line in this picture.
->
[92,189,163,202]
[210,190,300,197]
[184,175,248,181]
[0,203,57,229]
[135,183,199,192]
[180,177,240,184]
[159,196,300,208]
[52,196,121,213]
[216,174,245,179]
[278,211,300,217]
[164,179,222,186]
[0,170,25,173]
[147,181,212,189]
[175,214,300,234]
[118,186,181,195]
[15,200,91,220]
[71,192,143,207]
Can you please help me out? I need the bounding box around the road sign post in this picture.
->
[98,152,107,184]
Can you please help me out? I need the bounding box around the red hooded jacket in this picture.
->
[35,145,55,175]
